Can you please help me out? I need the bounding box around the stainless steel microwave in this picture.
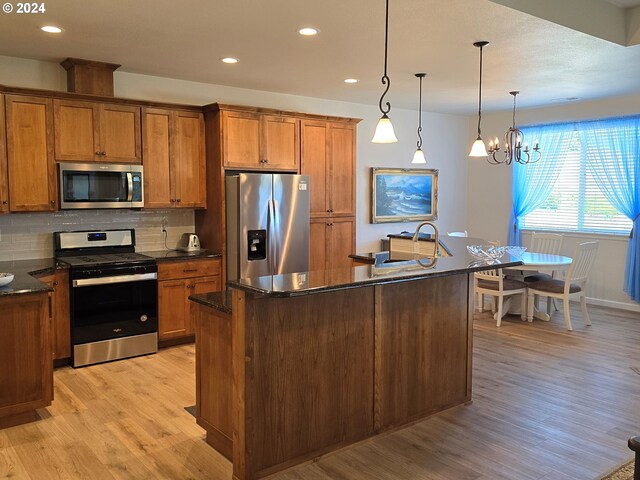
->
[59,163,144,209]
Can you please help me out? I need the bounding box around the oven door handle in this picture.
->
[72,272,157,287]
[126,172,134,202]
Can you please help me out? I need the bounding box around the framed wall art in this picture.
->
[371,168,438,223]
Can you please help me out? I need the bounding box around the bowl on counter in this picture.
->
[466,245,507,261]
[0,273,15,287]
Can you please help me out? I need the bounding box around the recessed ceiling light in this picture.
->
[221,57,239,64]
[344,78,359,84]
[41,25,63,33]
[298,27,319,36]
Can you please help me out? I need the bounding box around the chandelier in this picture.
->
[487,91,541,165]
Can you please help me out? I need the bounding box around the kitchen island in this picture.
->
[190,237,522,480]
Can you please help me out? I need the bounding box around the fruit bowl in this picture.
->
[466,245,507,261]
[0,273,15,287]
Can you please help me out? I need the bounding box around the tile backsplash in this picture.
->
[0,209,196,260]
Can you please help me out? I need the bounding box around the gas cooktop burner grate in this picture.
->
[60,252,155,268]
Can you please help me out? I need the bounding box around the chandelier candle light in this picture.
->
[372,0,398,143]
[487,91,541,165]
[411,73,427,164]
[469,41,489,157]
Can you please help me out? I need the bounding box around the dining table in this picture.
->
[504,251,573,322]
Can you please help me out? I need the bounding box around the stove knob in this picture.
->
[140,315,148,322]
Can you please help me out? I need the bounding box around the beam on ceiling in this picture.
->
[488,0,639,46]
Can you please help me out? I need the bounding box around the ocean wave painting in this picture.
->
[372,168,438,223]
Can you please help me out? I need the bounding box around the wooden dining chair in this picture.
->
[474,269,527,326]
[526,232,564,311]
[526,241,599,331]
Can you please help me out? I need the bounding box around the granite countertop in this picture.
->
[0,258,64,297]
[227,237,524,298]
[189,289,232,315]
[139,249,222,262]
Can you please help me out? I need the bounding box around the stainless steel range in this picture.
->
[54,229,158,367]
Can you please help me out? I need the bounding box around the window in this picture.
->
[520,123,633,235]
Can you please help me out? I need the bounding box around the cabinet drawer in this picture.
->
[157,258,220,281]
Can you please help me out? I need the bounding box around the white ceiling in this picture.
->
[603,0,640,7]
[0,0,639,115]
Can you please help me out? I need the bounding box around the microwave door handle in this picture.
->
[126,172,133,202]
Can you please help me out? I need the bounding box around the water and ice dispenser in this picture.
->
[247,229,267,261]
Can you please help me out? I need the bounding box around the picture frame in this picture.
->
[371,167,438,223]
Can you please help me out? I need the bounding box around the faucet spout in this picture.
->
[412,221,439,256]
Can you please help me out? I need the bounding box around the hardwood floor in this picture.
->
[1,304,639,480]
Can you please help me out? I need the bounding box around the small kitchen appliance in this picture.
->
[177,233,201,252]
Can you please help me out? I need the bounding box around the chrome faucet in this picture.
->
[412,221,439,257]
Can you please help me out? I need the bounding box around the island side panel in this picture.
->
[235,287,375,479]
[375,273,471,430]
[194,303,233,461]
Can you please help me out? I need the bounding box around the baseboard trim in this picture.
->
[584,297,640,313]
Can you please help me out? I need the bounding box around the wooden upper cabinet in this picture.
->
[221,110,261,169]
[54,99,141,163]
[261,115,299,170]
[100,104,141,163]
[301,121,355,218]
[5,95,57,212]
[221,109,299,171]
[142,108,206,209]
[0,94,8,214]
[173,111,206,208]
[301,120,329,217]
[329,123,356,217]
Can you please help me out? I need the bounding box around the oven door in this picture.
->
[59,163,144,209]
[70,265,158,347]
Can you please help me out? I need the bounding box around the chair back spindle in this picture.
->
[531,232,563,255]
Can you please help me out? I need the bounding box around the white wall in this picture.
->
[466,94,640,311]
[0,55,469,255]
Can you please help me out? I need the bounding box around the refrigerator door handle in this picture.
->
[273,199,280,272]
[267,198,275,274]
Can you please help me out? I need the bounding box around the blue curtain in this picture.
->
[580,116,640,303]
[508,123,572,245]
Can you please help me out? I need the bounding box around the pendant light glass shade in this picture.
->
[411,148,426,164]
[372,0,397,143]
[469,137,489,157]
[469,41,489,157]
[372,114,398,143]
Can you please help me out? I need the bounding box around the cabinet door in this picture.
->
[328,217,355,271]
[53,99,99,161]
[301,120,329,217]
[174,111,206,208]
[188,276,221,335]
[221,110,261,169]
[309,218,328,273]
[329,123,356,217]
[6,95,56,212]
[0,94,8,213]
[142,108,174,208]
[100,104,141,163]
[262,115,299,171]
[158,279,189,340]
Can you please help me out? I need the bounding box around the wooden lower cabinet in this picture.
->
[0,292,53,429]
[38,270,71,361]
[310,217,355,275]
[157,258,222,341]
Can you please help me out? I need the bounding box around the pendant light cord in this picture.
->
[378,0,391,115]
[417,75,423,148]
[512,91,517,127]
[477,43,484,137]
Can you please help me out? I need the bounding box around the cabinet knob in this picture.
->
[53,281,58,286]
[50,200,55,207]
[176,198,181,203]
[2,200,7,205]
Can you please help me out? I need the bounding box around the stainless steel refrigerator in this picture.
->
[226,173,310,280]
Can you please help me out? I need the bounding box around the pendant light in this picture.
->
[469,41,489,157]
[372,0,398,143]
[411,73,427,164]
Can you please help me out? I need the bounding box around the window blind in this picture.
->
[521,128,633,235]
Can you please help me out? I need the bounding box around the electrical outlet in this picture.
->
[161,216,168,235]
